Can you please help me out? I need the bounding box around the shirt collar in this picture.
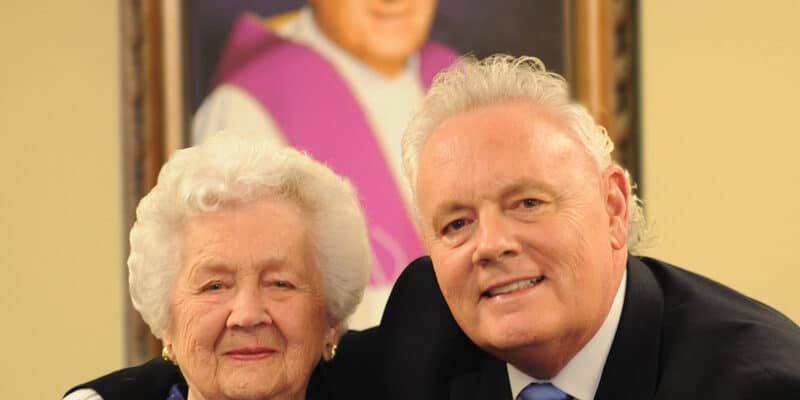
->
[507,270,627,400]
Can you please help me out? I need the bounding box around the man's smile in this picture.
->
[482,276,546,298]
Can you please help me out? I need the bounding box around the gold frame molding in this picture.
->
[575,0,641,176]
[119,0,186,365]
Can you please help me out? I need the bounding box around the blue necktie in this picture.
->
[517,383,572,400]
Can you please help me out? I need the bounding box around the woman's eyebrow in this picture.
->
[186,261,235,283]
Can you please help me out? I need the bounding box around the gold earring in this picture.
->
[329,343,338,360]
[162,345,176,365]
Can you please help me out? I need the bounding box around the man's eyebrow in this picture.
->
[430,202,469,228]
[502,182,532,197]
[500,178,557,197]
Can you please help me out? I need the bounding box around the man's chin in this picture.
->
[473,325,551,356]
[365,40,424,62]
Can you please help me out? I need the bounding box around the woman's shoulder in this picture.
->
[63,388,102,400]
[63,357,184,400]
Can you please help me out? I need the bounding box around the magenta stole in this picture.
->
[213,15,457,286]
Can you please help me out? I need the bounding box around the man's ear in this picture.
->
[604,165,630,250]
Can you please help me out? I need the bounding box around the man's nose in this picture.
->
[226,285,272,329]
[472,211,521,267]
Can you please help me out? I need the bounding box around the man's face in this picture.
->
[310,0,437,76]
[415,101,629,376]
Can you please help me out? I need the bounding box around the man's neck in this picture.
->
[501,258,627,379]
[501,330,595,379]
[506,268,629,400]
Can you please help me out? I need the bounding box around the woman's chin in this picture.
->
[205,357,292,399]
[213,369,291,400]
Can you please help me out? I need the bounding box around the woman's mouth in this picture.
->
[224,347,275,361]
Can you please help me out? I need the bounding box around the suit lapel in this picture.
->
[594,257,663,400]
[450,354,512,400]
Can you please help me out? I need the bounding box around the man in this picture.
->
[193,0,457,328]
[381,54,800,399]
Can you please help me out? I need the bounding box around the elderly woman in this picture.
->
[64,131,372,400]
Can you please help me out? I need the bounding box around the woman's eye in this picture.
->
[203,282,225,292]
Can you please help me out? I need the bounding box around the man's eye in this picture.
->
[273,281,293,289]
[520,199,539,208]
[443,219,467,235]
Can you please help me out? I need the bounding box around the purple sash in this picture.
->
[214,14,457,285]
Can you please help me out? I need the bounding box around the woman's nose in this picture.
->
[226,286,272,329]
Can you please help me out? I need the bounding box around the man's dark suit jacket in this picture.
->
[378,255,800,400]
[67,256,800,399]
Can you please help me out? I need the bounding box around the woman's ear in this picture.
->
[604,165,630,250]
[161,328,171,345]
[161,330,176,364]
[322,323,344,361]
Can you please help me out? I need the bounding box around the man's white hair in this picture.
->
[128,131,372,338]
[402,54,649,252]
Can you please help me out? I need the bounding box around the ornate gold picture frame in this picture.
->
[119,0,640,365]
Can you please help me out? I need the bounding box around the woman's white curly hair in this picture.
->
[128,131,372,338]
[402,54,650,252]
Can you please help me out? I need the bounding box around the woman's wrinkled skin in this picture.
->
[163,197,338,400]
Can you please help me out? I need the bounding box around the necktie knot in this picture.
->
[517,383,572,400]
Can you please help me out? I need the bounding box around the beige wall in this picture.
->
[0,2,123,398]
[641,1,799,322]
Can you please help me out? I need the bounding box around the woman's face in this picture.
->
[163,197,336,400]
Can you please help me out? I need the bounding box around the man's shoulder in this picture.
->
[378,256,487,399]
[637,256,797,333]
[632,256,800,396]
[64,357,184,399]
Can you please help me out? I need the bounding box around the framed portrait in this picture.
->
[120,0,640,364]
